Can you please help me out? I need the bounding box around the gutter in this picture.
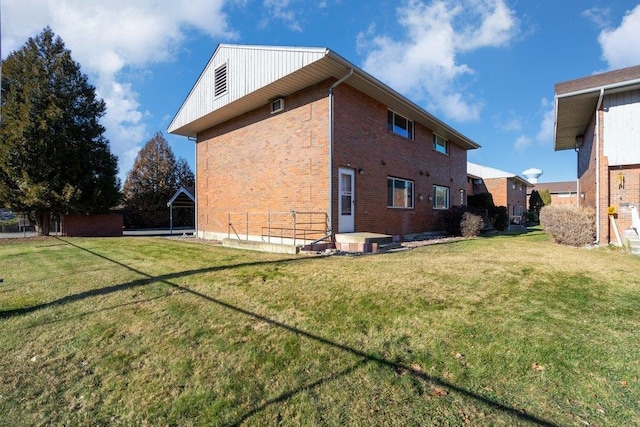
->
[326,68,353,239]
[555,77,640,99]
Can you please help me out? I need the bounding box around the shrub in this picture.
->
[441,205,465,236]
[489,206,509,231]
[524,210,539,225]
[460,211,484,237]
[0,217,19,232]
[468,192,508,231]
[539,205,596,246]
[441,207,485,237]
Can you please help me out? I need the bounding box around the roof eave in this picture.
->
[169,46,480,151]
[554,78,640,151]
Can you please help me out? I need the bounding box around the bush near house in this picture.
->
[460,211,484,237]
[539,205,596,246]
[441,207,485,237]
[524,210,539,225]
[467,193,509,231]
[489,206,509,231]
[441,205,465,236]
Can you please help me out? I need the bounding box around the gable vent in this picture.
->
[214,63,227,97]
[270,98,285,114]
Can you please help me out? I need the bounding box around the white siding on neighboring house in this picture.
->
[168,45,327,135]
[604,89,640,166]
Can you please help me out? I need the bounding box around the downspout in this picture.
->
[595,88,604,245]
[574,144,580,207]
[188,135,198,238]
[327,68,354,238]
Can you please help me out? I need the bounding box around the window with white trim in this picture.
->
[387,177,414,208]
[214,63,227,97]
[387,110,414,139]
[433,134,449,155]
[433,185,449,209]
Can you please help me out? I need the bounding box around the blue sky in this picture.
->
[3,0,640,184]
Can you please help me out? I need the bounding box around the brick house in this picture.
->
[467,162,531,223]
[555,65,640,244]
[527,181,578,207]
[168,44,479,247]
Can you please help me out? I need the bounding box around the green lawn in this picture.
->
[0,231,639,426]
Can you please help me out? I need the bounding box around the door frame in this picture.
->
[338,167,355,233]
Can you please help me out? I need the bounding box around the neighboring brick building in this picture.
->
[467,162,531,223]
[62,214,123,237]
[527,181,578,207]
[168,45,479,245]
[555,65,640,244]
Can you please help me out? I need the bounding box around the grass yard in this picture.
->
[0,230,639,426]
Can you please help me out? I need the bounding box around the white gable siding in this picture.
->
[169,45,327,134]
[604,89,640,166]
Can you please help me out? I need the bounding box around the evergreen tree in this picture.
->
[539,189,552,206]
[123,132,193,228]
[175,157,195,188]
[529,190,544,213]
[0,28,120,235]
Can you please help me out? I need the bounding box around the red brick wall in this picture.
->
[577,114,597,209]
[332,84,469,236]
[62,214,123,237]
[597,110,612,243]
[483,179,506,207]
[196,81,331,239]
[548,193,578,206]
[482,178,527,217]
[196,79,472,239]
[608,166,640,236]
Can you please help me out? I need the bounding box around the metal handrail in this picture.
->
[227,211,330,246]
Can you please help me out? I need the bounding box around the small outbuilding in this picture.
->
[167,186,195,233]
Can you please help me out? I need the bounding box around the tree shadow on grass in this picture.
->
[0,238,305,319]
[2,237,560,426]
[22,293,182,329]
[228,358,371,426]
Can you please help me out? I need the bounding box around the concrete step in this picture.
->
[334,232,393,253]
[378,242,404,253]
[622,230,640,256]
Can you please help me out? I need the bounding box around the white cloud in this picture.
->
[598,5,640,69]
[514,135,532,153]
[494,111,523,132]
[358,0,519,122]
[536,98,555,146]
[262,0,303,32]
[512,98,553,153]
[582,7,612,29]
[1,0,235,180]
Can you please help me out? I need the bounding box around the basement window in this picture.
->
[214,63,227,97]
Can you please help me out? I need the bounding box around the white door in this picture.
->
[338,168,355,232]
